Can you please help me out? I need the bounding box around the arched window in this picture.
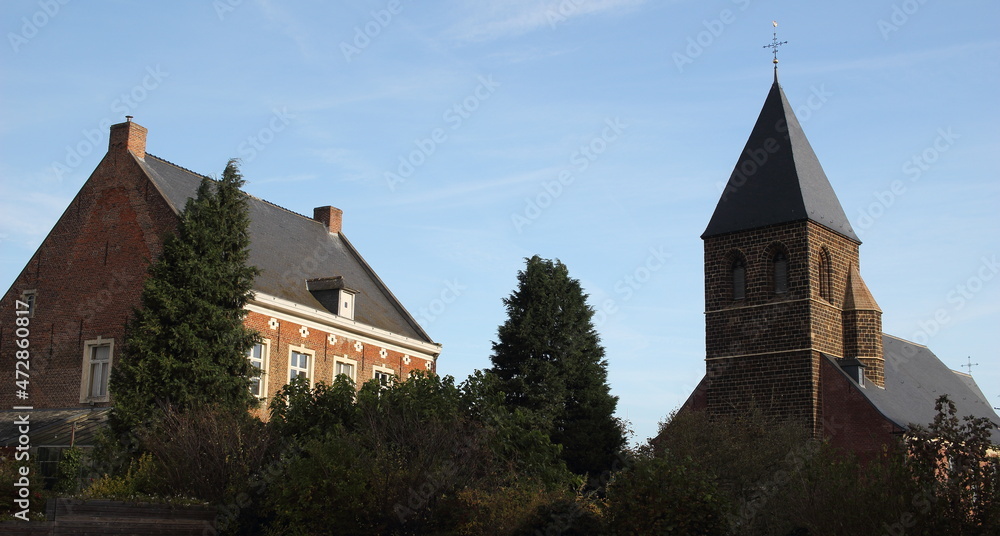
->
[732,259,746,300]
[818,248,832,301]
[773,252,788,294]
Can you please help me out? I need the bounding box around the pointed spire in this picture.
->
[843,264,881,312]
[702,79,859,242]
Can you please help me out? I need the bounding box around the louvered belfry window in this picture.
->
[774,252,788,294]
[732,259,746,300]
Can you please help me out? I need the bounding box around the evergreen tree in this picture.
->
[110,159,260,437]
[490,255,625,478]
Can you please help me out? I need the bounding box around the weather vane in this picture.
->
[763,21,787,66]
[962,356,980,375]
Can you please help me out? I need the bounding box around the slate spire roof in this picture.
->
[702,78,859,242]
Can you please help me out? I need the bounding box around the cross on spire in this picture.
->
[962,356,980,375]
[763,21,787,67]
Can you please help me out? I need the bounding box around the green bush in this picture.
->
[82,452,163,501]
[604,452,727,535]
[449,483,575,536]
[54,447,84,494]
[0,455,43,521]
[753,444,916,536]
[138,404,277,504]
[261,371,578,535]
[268,375,357,440]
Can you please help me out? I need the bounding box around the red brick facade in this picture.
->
[0,121,438,414]
[242,309,435,403]
[0,121,175,409]
[818,357,900,457]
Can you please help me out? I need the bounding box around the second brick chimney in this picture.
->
[108,116,147,159]
[313,206,343,234]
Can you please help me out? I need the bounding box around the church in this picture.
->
[682,68,999,454]
[0,119,441,454]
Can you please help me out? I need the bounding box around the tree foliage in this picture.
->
[263,372,576,536]
[632,398,1000,536]
[605,451,728,535]
[490,255,625,478]
[905,394,1000,533]
[110,159,260,437]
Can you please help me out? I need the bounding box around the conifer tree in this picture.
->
[490,255,625,478]
[110,159,260,436]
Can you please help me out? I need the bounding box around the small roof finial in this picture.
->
[763,21,787,79]
[126,115,133,122]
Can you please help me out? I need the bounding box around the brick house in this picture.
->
[0,119,441,456]
[683,72,1000,454]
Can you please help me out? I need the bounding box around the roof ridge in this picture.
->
[145,153,211,180]
[248,194,315,224]
[145,153,319,226]
[882,332,928,348]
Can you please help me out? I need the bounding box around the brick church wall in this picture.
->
[819,356,900,457]
[844,310,886,386]
[704,221,820,433]
[705,350,819,433]
[804,222,861,357]
[702,219,878,438]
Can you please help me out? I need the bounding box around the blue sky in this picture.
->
[2,0,998,444]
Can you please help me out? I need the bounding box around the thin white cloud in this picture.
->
[311,147,371,180]
[377,166,558,209]
[254,0,313,59]
[251,173,319,185]
[799,41,1000,75]
[446,0,646,43]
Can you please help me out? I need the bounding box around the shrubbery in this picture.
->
[0,456,43,521]
[76,380,1000,535]
[262,371,578,535]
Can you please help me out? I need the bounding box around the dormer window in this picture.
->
[732,259,746,300]
[839,358,867,387]
[338,289,357,320]
[773,252,788,294]
[306,276,358,320]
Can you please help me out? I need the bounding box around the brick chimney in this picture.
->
[313,206,343,234]
[108,116,147,159]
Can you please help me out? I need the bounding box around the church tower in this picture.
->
[701,73,883,436]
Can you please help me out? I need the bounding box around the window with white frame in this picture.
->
[333,356,357,383]
[247,340,270,399]
[289,346,313,386]
[372,365,394,388]
[334,289,357,320]
[80,338,114,403]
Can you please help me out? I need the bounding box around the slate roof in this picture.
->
[840,334,1000,443]
[703,78,859,242]
[136,155,434,344]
